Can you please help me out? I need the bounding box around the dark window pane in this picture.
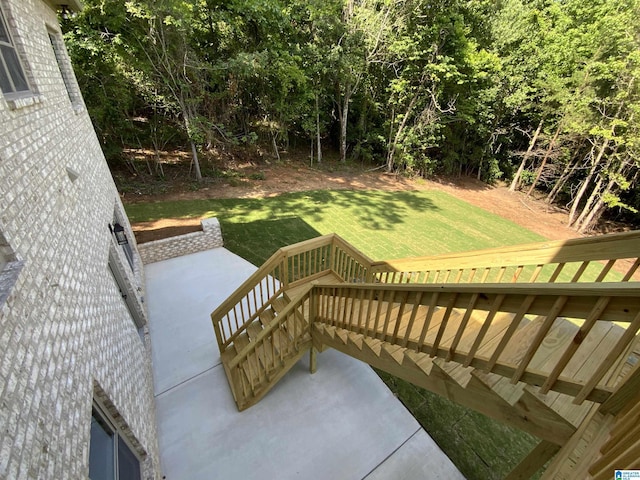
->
[0,13,9,44]
[89,414,115,480]
[0,59,12,93]
[1,45,27,92]
[118,436,141,480]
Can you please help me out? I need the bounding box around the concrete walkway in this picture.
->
[145,248,465,480]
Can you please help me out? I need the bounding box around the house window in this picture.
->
[48,30,82,108]
[89,405,141,480]
[0,5,29,96]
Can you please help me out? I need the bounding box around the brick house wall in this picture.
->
[0,1,161,478]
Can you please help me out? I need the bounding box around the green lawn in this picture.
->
[126,189,549,479]
[127,189,545,265]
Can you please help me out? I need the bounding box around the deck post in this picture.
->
[310,348,317,374]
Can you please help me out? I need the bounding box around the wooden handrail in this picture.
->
[370,231,640,282]
[211,233,373,352]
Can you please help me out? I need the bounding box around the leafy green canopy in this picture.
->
[65,0,640,230]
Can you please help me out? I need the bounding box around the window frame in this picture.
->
[47,28,83,110]
[89,403,142,480]
[0,4,31,99]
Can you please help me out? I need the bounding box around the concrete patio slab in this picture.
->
[145,247,465,480]
[145,248,257,394]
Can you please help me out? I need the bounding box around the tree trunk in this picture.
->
[386,76,427,172]
[567,140,608,226]
[545,137,588,204]
[510,119,543,191]
[338,83,351,163]
[527,124,561,196]
[572,169,607,229]
[574,151,624,232]
[189,139,202,182]
[272,132,281,162]
[183,113,202,182]
[315,93,322,164]
[310,138,314,166]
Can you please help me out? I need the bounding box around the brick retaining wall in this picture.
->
[138,218,224,264]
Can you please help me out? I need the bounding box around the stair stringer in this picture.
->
[312,322,576,445]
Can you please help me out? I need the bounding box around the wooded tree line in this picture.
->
[63,0,640,232]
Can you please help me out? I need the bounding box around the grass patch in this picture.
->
[126,189,544,265]
[126,189,550,479]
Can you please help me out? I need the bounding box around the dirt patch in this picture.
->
[126,159,586,244]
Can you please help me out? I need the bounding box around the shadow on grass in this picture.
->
[221,216,322,266]
[126,189,440,232]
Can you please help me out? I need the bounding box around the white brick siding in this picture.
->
[0,1,161,478]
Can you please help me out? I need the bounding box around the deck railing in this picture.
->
[229,285,314,404]
[371,231,640,284]
[313,282,640,404]
[211,234,374,352]
[213,231,640,407]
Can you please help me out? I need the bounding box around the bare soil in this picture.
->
[126,157,586,243]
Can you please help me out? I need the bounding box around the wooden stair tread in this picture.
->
[246,321,263,340]
[434,358,473,387]
[472,370,526,405]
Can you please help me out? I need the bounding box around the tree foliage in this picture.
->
[64,0,640,230]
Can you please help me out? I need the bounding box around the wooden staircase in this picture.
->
[211,232,640,478]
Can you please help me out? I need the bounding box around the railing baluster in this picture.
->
[431,293,457,358]
[331,287,339,326]
[570,261,589,282]
[511,295,569,384]
[548,263,565,282]
[347,287,357,328]
[622,258,640,282]
[372,289,385,338]
[356,287,366,333]
[417,292,439,350]
[528,264,543,282]
[480,267,491,283]
[252,288,258,317]
[464,294,506,367]
[402,292,423,347]
[364,288,375,336]
[574,310,640,404]
[487,295,536,371]
[495,266,507,282]
[467,268,476,283]
[595,259,616,282]
[340,288,350,327]
[381,290,396,339]
[392,291,410,343]
[511,265,524,282]
[622,258,640,281]
[447,293,479,362]
[443,269,452,283]
[540,296,612,394]
[233,306,240,331]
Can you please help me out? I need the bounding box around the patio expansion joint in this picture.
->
[360,427,423,480]
[155,361,223,399]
